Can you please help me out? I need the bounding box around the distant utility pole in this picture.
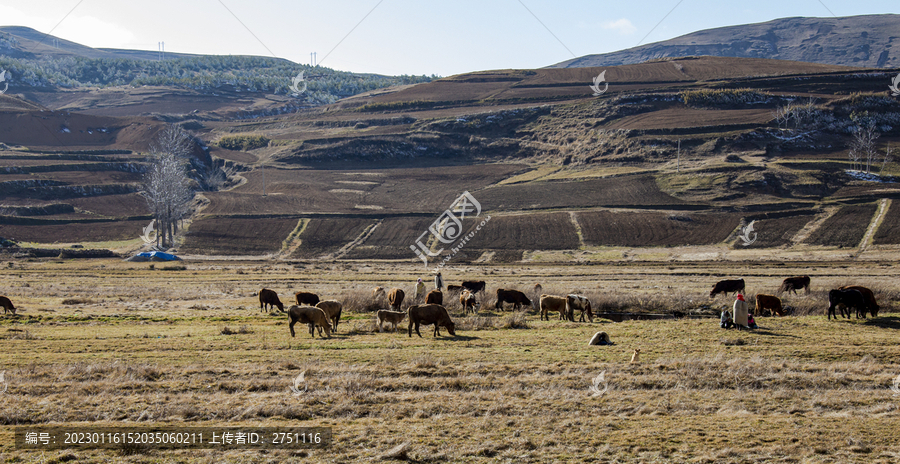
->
[676,139,681,173]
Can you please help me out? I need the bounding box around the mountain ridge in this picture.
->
[551,14,900,69]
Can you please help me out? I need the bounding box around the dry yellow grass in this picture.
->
[0,258,899,463]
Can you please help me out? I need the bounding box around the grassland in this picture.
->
[1,258,899,463]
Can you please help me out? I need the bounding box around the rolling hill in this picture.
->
[2,27,900,263]
[551,14,900,69]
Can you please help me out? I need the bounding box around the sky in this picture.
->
[1,0,897,76]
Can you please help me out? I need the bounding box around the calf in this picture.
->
[495,289,531,311]
[827,289,866,320]
[388,288,405,311]
[259,288,284,312]
[376,310,406,333]
[295,291,320,306]
[288,305,332,338]
[408,304,456,338]
[709,278,745,298]
[755,294,783,317]
[0,296,16,315]
[460,290,478,315]
[315,300,343,332]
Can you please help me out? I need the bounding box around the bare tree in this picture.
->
[141,125,195,248]
[881,142,894,174]
[848,118,880,173]
[773,97,819,130]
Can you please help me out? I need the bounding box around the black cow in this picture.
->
[778,276,811,295]
[827,289,866,320]
[495,289,531,311]
[709,279,745,298]
[462,280,486,294]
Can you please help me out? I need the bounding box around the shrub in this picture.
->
[680,88,768,108]
[216,134,270,151]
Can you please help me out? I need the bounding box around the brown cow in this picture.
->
[425,289,443,305]
[259,288,284,312]
[779,276,811,295]
[0,296,16,315]
[408,304,456,338]
[838,286,878,317]
[709,279,745,298]
[755,294,783,317]
[388,288,405,311]
[460,290,478,315]
[288,305,332,338]
[295,291,320,306]
[315,300,343,332]
[539,294,566,321]
[376,310,406,333]
[495,289,531,311]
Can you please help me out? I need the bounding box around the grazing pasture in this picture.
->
[0,258,899,463]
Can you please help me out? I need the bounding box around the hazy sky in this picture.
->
[2,1,897,76]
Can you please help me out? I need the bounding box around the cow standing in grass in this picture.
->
[295,291,320,306]
[388,288,405,311]
[778,276,810,295]
[566,294,593,322]
[425,289,443,305]
[408,304,456,338]
[827,289,866,320]
[259,288,284,312]
[288,305,332,338]
[539,294,566,321]
[495,289,531,311]
[709,279,745,298]
[462,280,486,295]
[0,296,16,315]
[376,310,406,333]
[315,300,343,332]
[838,285,878,317]
[755,294,783,317]
[460,290,478,315]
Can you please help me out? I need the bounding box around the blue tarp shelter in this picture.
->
[127,251,182,262]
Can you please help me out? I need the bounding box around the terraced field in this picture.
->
[180,216,301,256]
[804,203,878,247]
[577,210,742,247]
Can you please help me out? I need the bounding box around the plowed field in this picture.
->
[181,216,300,255]
[804,204,877,247]
[479,175,686,210]
[577,211,741,247]
[0,219,147,243]
[292,217,376,258]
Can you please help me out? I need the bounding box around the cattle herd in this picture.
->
[0,275,882,339]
